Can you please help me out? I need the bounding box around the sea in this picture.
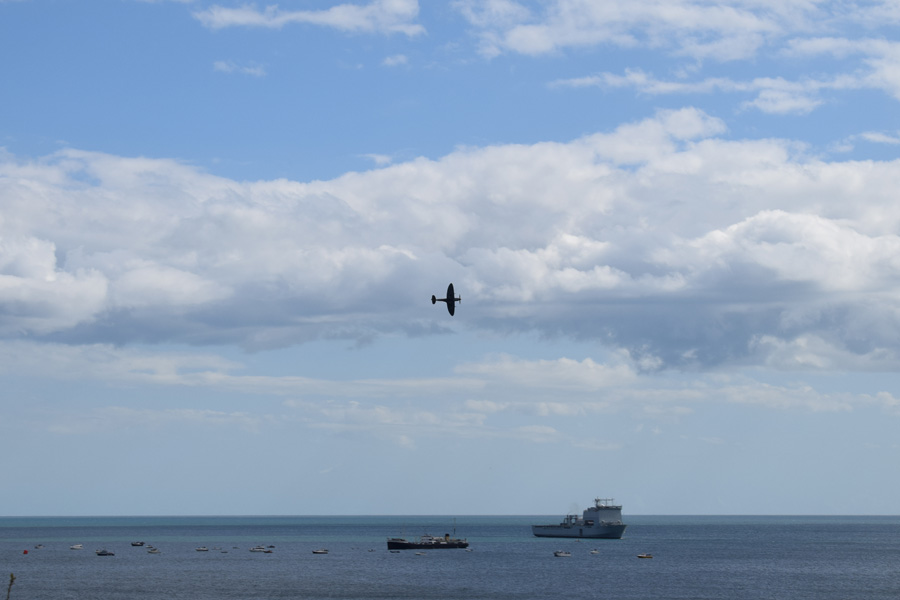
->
[2,515,899,599]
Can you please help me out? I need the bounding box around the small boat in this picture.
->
[195,547,209,552]
[147,548,161,554]
[312,549,329,555]
[70,544,83,550]
[131,541,145,547]
[34,544,44,549]
[590,549,600,555]
[637,553,653,559]
[249,546,267,552]
[553,550,572,557]
[95,549,115,556]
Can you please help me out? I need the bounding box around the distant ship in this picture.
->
[386,533,469,550]
[532,498,627,539]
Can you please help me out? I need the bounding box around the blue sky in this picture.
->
[2,0,900,516]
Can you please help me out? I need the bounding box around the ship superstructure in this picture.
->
[532,497,627,539]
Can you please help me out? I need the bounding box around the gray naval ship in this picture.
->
[532,497,627,539]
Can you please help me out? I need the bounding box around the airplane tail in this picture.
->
[431,295,437,304]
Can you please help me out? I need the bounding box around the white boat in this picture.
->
[590,549,600,555]
[195,547,209,552]
[553,550,572,557]
[147,548,161,554]
[312,549,329,555]
[70,544,83,550]
[249,546,267,552]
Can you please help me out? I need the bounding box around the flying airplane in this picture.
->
[432,283,461,316]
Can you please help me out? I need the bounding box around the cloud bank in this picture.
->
[4,108,900,370]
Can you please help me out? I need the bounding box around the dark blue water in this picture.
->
[2,516,899,599]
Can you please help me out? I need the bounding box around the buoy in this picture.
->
[23,550,28,554]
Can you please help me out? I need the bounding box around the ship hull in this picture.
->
[531,524,626,539]
[387,538,469,550]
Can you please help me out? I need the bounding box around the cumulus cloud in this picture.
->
[194,0,425,36]
[5,108,900,371]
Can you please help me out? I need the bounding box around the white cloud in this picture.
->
[455,0,821,59]
[213,60,267,77]
[362,153,394,165]
[461,2,900,115]
[381,54,409,67]
[452,0,531,29]
[194,0,425,36]
[46,407,271,435]
[859,131,900,145]
[111,261,231,308]
[553,69,869,115]
[6,109,900,370]
[1,338,893,454]
[0,235,108,335]
[784,37,900,102]
[456,354,637,391]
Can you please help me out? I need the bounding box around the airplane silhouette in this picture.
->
[432,283,461,316]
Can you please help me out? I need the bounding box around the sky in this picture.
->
[2,0,900,517]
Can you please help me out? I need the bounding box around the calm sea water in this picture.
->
[2,515,899,599]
